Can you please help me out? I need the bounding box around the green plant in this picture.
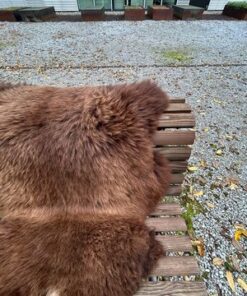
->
[226,1,247,9]
[161,50,191,62]
[180,190,205,237]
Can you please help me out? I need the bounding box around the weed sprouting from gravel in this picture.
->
[161,50,192,62]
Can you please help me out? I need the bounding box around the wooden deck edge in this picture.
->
[146,217,187,232]
[151,256,200,276]
[135,281,207,296]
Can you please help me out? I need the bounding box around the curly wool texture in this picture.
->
[0,80,170,218]
[0,214,164,296]
[0,80,171,296]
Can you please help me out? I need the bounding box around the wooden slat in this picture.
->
[156,147,192,161]
[171,174,184,184]
[156,235,193,252]
[167,185,182,196]
[151,257,200,276]
[135,281,207,296]
[165,103,191,113]
[159,114,195,128]
[170,161,188,173]
[169,97,186,104]
[146,217,187,232]
[154,131,195,146]
[151,203,182,216]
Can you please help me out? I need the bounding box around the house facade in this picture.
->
[0,0,243,11]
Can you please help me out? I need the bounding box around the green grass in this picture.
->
[0,41,15,49]
[161,50,191,62]
[180,189,205,237]
[226,1,247,9]
[0,42,6,49]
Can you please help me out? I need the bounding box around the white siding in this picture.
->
[176,0,190,5]
[0,0,27,8]
[208,0,242,10]
[0,0,79,11]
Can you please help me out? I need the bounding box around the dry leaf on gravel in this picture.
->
[213,257,224,266]
[191,240,205,256]
[206,202,215,209]
[224,177,239,188]
[237,278,247,292]
[226,271,235,293]
[193,191,204,197]
[187,166,198,172]
[232,238,244,252]
[216,149,223,156]
[213,98,224,105]
[199,159,207,168]
[234,228,247,241]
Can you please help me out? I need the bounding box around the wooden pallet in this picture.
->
[154,97,195,197]
[135,98,207,296]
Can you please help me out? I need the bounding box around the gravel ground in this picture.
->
[0,20,247,296]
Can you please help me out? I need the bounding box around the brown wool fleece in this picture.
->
[0,214,164,296]
[0,80,170,218]
[0,80,171,295]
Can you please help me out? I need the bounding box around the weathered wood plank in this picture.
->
[151,203,182,216]
[154,131,195,146]
[169,97,186,104]
[167,185,182,196]
[156,147,192,161]
[156,235,193,252]
[170,161,188,173]
[146,217,187,232]
[170,174,184,184]
[151,257,200,276]
[159,114,195,128]
[165,103,191,113]
[135,281,207,296]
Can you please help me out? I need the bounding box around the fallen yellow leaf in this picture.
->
[226,271,235,292]
[191,240,205,256]
[188,166,198,172]
[191,240,201,246]
[193,191,204,197]
[203,127,209,132]
[226,135,233,140]
[197,244,205,257]
[213,257,224,266]
[216,149,223,156]
[234,223,246,229]
[200,159,207,168]
[206,202,215,208]
[213,98,223,105]
[234,228,247,241]
[229,183,238,190]
[237,278,247,292]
